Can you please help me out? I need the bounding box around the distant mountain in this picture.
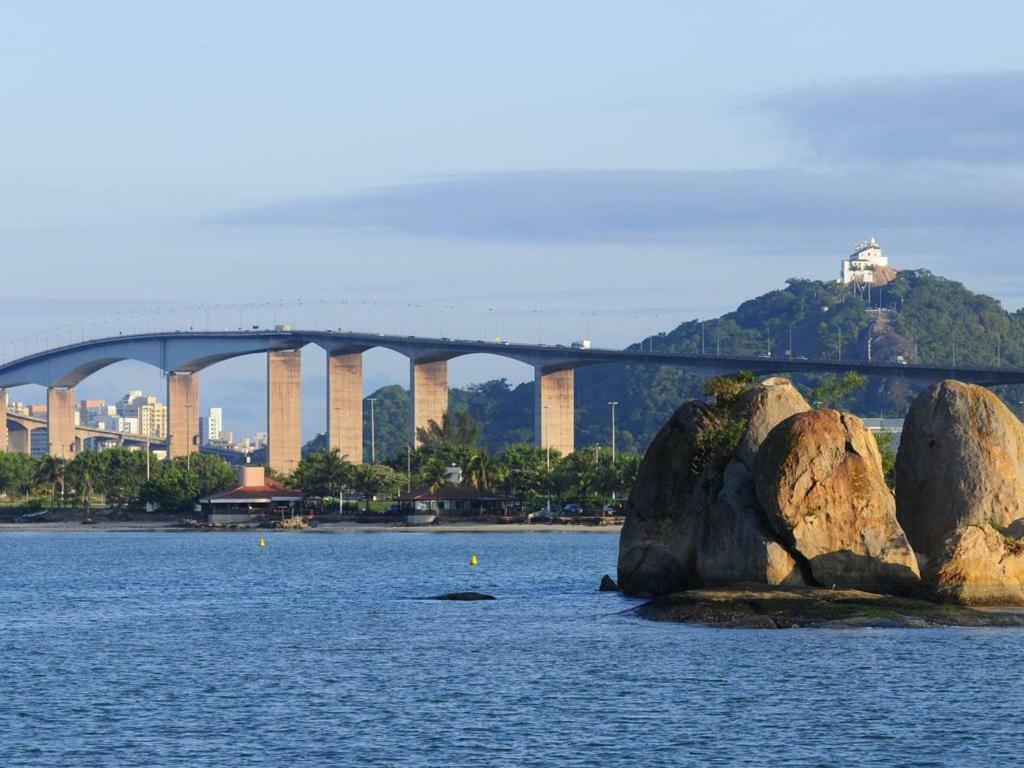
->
[304,269,1024,459]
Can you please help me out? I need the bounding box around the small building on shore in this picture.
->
[199,465,303,525]
[396,483,517,524]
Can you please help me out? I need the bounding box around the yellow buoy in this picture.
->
[258,538,266,548]
[470,554,478,566]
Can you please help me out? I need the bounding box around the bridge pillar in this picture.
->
[268,349,302,474]
[327,351,363,464]
[9,426,31,455]
[411,358,448,446]
[167,372,200,460]
[47,387,77,459]
[0,389,7,452]
[535,367,574,456]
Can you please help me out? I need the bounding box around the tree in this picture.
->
[811,372,868,409]
[67,451,101,512]
[702,371,756,411]
[874,432,897,490]
[0,452,37,501]
[292,449,352,504]
[416,456,451,493]
[495,443,551,504]
[35,456,68,506]
[140,455,235,514]
[350,463,401,512]
[465,449,500,490]
[416,407,483,448]
[96,448,148,507]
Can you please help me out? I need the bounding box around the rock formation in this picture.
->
[696,377,810,586]
[896,380,1024,557]
[617,401,718,596]
[924,524,1024,605]
[755,410,920,594]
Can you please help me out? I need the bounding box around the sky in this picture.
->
[2,1,1024,439]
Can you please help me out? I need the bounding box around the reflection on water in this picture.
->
[1,531,1022,767]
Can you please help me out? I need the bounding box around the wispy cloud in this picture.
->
[218,72,1024,243]
[218,167,1023,242]
[764,72,1024,165]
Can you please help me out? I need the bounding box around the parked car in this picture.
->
[562,503,582,515]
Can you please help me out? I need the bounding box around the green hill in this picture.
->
[305,269,1024,459]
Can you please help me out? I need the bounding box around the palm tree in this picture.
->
[35,456,67,506]
[465,450,498,490]
[418,457,451,493]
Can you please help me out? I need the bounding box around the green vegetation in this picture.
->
[320,269,1024,461]
[0,448,236,514]
[873,432,897,490]
[810,372,868,409]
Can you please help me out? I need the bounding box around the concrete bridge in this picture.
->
[4,411,168,455]
[0,329,1021,473]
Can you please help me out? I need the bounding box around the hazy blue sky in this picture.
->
[3,2,1024,438]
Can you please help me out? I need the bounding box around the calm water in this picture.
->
[1,531,1022,767]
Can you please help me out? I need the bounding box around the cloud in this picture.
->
[219,168,1024,242]
[764,72,1024,165]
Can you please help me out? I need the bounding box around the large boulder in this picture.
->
[697,459,808,586]
[755,410,920,594]
[895,380,1024,557]
[617,401,717,596]
[924,523,1024,605]
[697,378,811,586]
[731,376,812,468]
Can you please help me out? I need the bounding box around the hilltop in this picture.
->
[303,269,1024,459]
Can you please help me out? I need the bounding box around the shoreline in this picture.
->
[0,521,622,534]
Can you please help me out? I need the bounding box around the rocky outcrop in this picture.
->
[697,459,808,586]
[896,380,1024,557]
[697,378,810,586]
[731,376,812,468]
[617,401,718,596]
[755,410,920,594]
[598,574,619,592]
[924,524,1024,605]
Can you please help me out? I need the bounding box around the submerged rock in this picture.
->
[598,574,619,592]
[896,380,1024,557]
[924,523,1024,605]
[617,401,718,596]
[697,378,810,587]
[755,410,920,594]
[432,592,496,601]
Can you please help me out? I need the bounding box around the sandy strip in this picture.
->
[0,521,621,534]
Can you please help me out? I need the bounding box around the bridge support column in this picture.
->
[47,387,77,459]
[268,349,302,474]
[0,389,7,452]
[535,367,574,456]
[167,372,200,460]
[411,358,448,446]
[10,427,31,455]
[327,351,363,464]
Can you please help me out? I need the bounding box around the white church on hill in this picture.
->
[840,237,889,284]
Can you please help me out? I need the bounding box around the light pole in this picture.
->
[788,321,795,358]
[406,444,412,493]
[608,401,618,465]
[185,403,192,471]
[367,398,378,463]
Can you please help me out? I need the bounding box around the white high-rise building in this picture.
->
[207,407,223,443]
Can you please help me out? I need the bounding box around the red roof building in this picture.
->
[200,466,303,524]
